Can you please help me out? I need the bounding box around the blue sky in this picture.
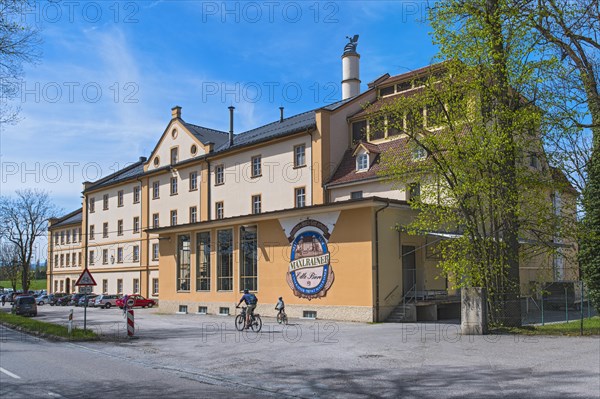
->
[0,0,438,213]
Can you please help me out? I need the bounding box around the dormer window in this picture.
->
[412,146,427,161]
[357,153,369,171]
[379,86,395,97]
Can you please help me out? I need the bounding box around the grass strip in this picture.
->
[0,311,98,341]
[494,316,600,336]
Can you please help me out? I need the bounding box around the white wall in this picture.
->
[211,134,312,218]
[330,180,406,202]
[147,121,206,171]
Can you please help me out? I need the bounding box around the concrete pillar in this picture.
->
[461,287,488,335]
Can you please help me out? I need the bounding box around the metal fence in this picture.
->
[521,281,597,326]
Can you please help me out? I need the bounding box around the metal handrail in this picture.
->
[384,285,400,302]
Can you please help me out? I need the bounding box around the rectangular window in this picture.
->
[152,213,159,229]
[78,252,81,266]
[251,155,262,177]
[219,307,230,315]
[189,206,197,223]
[215,201,224,220]
[90,225,95,240]
[369,116,385,140]
[196,232,211,291]
[117,219,123,236]
[177,235,191,291]
[217,229,233,291]
[215,164,224,185]
[117,190,124,207]
[152,181,160,199]
[303,310,317,319]
[66,230,71,244]
[117,279,123,294]
[170,210,178,226]
[103,194,109,210]
[427,102,445,127]
[54,233,58,245]
[72,228,77,243]
[152,278,159,295]
[54,254,58,267]
[352,120,367,144]
[379,85,395,96]
[252,194,261,214]
[152,243,159,261]
[78,228,82,242]
[133,278,139,294]
[133,245,139,262]
[89,197,95,213]
[89,250,95,266]
[170,176,178,195]
[357,153,369,171]
[54,280,58,293]
[179,305,188,314]
[102,249,108,265]
[294,144,306,167]
[133,216,140,233]
[295,187,306,208]
[103,222,108,238]
[240,226,258,291]
[387,115,401,137]
[61,231,64,244]
[189,171,198,191]
[117,247,123,263]
[170,147,178,165]
[408,182,421,202]
[102,279,108,294]
[66,254,70,266]
[60,280,64,292]
[133,186,140,203]
[197,306,207,314]
[397,81,412,92]
[60,254,64,267]
[351,191,363,199]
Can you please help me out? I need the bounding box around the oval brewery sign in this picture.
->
[286,220,334,300]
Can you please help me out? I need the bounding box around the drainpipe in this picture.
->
[136,174,147,297]
[374,200,390,322]
[207,160,211,221]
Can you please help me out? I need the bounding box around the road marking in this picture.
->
[0,367,21,379]
[48,392,64,398]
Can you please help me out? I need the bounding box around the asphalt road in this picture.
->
[1,305,599,398]
[0,326,272,398]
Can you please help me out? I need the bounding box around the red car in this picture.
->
[116,295,156,309]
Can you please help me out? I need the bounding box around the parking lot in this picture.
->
[2,303,598,398]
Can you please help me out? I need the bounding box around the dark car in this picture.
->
[11,295,37,316]
[68,293,86,306]
[49,293,67,306]
[57,294,75,306]
[77,294,98,307]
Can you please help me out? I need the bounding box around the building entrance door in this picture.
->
[402,246,416,298]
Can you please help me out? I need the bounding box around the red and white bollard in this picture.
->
[127,309,134,337]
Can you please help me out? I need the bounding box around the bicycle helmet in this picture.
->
[243,289,249,294]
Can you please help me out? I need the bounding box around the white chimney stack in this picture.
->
[341,35,360,100]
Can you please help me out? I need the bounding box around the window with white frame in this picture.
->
[295,187,306,208]
[251,155,262,177]
[152,278,159,295]
[152,243,159,261]
[215,164,224,185]
[170,147,178,165]
[152,213,159,229]
[90,225,95,240]
[102,279,108,293]
[133,245,139,262]
[117,219,123,236]
[356,153,369,171]
[170,177,178,195]
[215,202,224,220]
[133,278,139,294]
[189,206,197,223]
[252,195,261,214]
[117,190,124,207]
[189,171,198,191]
[103,222,108,238]
[133,186,140,203]
[133,216,140,233]
[152,181,160,199]
[103,194,109,210]
[89,250,95,265]
[89,197,95,213]
[351,191,363,199]
[171,210,178,226]
[412,146,427,161]
[240,226,258,291]
[117,279,123,294]
[217,229,233,291]
[102,249,108,264]
[117,247,123,263]
[177,235,191,291]
[294,144,306,167]
[66,230,70,244]
[196,232,210,291]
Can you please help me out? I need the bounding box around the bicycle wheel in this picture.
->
[277,313,283,324]
[235,314,245,331]
[251,315,262,332]
[282,313,288,325]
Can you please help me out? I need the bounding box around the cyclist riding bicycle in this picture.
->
[237,289,258,329]
[275,296,285,317]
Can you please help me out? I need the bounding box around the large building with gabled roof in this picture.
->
[47,39,577,322]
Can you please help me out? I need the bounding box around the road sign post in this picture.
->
[75,269,97,332]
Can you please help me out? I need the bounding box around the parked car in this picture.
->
[36,295,51,305]
[49,293,67,306]
[57,294,75,306]
[11,295,37,316]
[94,294,120,309]
[77,294,98,307]
[116,295,156,309]
[68,293,86,306]
[8,292,24,304]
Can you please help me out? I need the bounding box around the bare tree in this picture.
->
[0,0,42,124]
[0,189,58,292]
[0,242,20,291]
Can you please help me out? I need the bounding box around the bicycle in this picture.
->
[276,309,288,325]
[235,306,262,332]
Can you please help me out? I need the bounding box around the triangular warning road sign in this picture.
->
[75,269,97,286]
